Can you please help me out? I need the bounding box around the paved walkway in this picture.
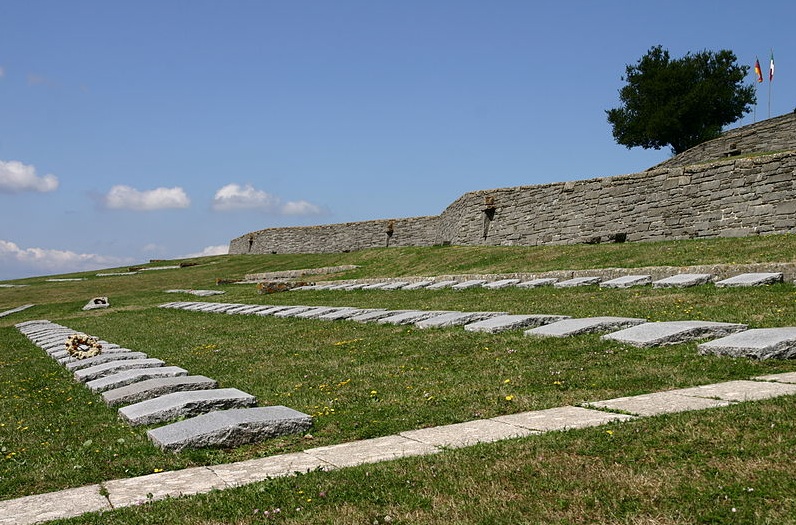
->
[3,372,796,525]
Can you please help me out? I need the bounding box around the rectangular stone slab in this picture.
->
[452,279,488,290]
[697,327,796,359]
[0,303,34,318]
[601,321,747,348]
[587,391,732,416]
[515,278,558,288]
[103,466,225,508]
[400,418,536,448]
[402,280,434,290]
[426,280,458,290]
[316,307,370,320]
[380,281,411,290]
[273,306,315,317]
[292,306,346,319]
[415,311,505,329]
[492,406,635,431]
[376,311,452,325]
[599,275,652,288]
[465,314,570,333]
[147,406,313,452]
[86,366,189,392]
[119,388,257,426]
[652,273,713,288]
[361,282,391,290]
[483,279,521,289]
[525,316,647,337]
[305,435,438,468]
[74,358,165,382]
[554,276,601,288]
[64,351,149,371]
[211,452,329,487]
[0,484,111,524]
[672,380,796,402]
[102,375,219,407]
[348,310,403,322]
[714,272,783,287]
[754,372,796,383]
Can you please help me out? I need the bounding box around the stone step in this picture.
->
[147,406,313,452]
[74,358,166,383]
[464,314,570,333]
[119,388,257,426]
[714,272,783,287]
[652,273,713,288]
[86,366,189,393]
[525,316,647,338]
[601,321,747,348]
[102,375,219,407]
[697,327,796,359]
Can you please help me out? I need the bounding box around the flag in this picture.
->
[769,50,775,82]
[754,58,763,83]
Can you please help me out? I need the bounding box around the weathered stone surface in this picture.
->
[253,306,297,316]
[147,406,312,452]
[483,278,521,289]
[525,316,646,338]
[64,351,149,371]
[673,380,796,402]
[292,307,346,319]
[554,276,601,288]
[402,280,434,290]
[86,366,189,393]
[211,452,329,487]
[465,314,569,333]
[103,466,225,508]
[0,484,110,525]
[601,321,747,347]
[347,309,401,322]
[492,406,635,431]
[74,358,165,383]
[380,281,411,290]
[452,279,488,290]
[316,307,369,320]
[652,273,713,288]
[400,418,535,448]
[102,375,218,407]
[273,306,315,317]
[0,304,34,318]
[306,435,438,468]
[377,310,452,325]
[361,282,391,290]
[415,311,505,329]
[599,275,652,288]
[588,391,732,416]
[119,388,257,426]
[755,371,796,383]
[714,272,783,287]
[697,327,796,359]
[426,280,458,290]
[165,289,225,296]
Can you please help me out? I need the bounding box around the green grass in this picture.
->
[2,236,796,523]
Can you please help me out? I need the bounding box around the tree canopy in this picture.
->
[606,45,756,155]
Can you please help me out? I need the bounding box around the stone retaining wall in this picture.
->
[230,115,796,255]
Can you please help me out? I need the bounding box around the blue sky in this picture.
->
[0,0,793,280]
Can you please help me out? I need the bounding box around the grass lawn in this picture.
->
[2,236,796,523]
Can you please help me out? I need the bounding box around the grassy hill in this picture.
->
[2,235,796,523]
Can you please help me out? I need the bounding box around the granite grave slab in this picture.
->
[525,316,647,337]
[554,276,601,288]
[147,406,313,452]
[601,321,747,347]
[714,272,784,287]
[74,358,166,383]
[415,311,505,329]
[697,327,796,359]
[102,375,219,407]
[516,278,558,288]
[482,279,521,289]
[119,388,257,426]
[452,279,488,290]
[426,280,458,290]
[652,273,713,288]
[464,314,570,333]
[599,275,652,288]
[86,366,189,393]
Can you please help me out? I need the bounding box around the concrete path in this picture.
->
[3,372,796,525]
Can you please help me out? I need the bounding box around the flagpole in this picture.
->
[768,49,774,119]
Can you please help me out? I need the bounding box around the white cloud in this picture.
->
[0,160,59,193]
[212,183,323,216]
[0,239,134,278]
[184,244,229,258]
[104,185,190,211]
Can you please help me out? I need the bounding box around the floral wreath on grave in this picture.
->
[65,333,103,360]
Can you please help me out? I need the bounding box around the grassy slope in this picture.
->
[2,235,796,524]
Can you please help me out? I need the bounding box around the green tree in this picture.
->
[606,45,756,154]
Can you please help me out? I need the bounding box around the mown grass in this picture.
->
[2,236,796,523]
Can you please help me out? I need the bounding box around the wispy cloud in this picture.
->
[212,183,323,216]
[0,239,134,278]
[0,160,59,194]
[0,66,5,78]
[184,244,229,258]
[104,185,190,211]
